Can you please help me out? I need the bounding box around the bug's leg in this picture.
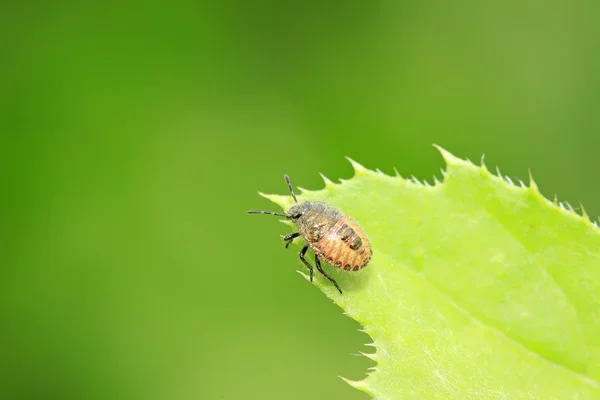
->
[299,244,314,282]
[284,232,301,248]
[315,256,343,294]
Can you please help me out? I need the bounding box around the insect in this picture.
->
[247,175,372,294]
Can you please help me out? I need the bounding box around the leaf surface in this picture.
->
[264,148,600,399]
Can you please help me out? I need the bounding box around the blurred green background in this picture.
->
[3,1,600,399]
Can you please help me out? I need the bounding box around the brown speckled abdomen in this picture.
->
[311,217,372,271]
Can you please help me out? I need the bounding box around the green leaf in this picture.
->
[263,147,600,399]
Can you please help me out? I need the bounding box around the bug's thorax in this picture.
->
[289,201,342,243]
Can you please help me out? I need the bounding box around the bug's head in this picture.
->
[247,174,309,220]
[287,201,311,220]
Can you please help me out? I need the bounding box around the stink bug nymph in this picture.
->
[247,175,372,294]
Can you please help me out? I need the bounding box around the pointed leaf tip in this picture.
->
[392,166,406,182]
[296,270,311,282]
[346,157,368,175]
[580,203,590,221]
[340,376,368,390]
[261,192,282,201]
[528,169,539,192]
[261,192,295,211]
[319,172,334,186]
[360,351,378,361]
[433,144,461,166]
[480,153,489,171]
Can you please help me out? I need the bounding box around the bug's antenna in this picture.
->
[284,174,297,203]
[247,210,288,217]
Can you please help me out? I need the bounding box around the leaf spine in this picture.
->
[528,169,539,192]
[579,203,590,221]
[340,376,368,390]
[297,186,310,195]
[346,157,368,176]
[433,144,461,166]
[359,351,378,361]
[480,153,488,171]
[260,192,293,209]
[319,172,334,187]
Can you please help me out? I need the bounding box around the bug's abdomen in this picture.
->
[311,217,372,271]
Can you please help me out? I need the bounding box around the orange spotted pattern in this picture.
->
[310,217,372,271]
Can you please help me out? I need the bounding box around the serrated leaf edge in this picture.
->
[259,146,600,397]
